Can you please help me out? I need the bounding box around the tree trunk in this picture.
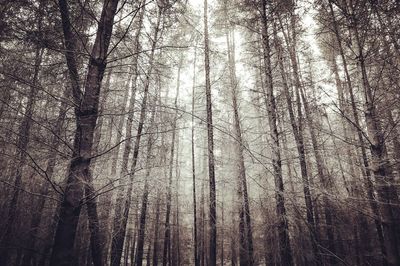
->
[203,0,217,265]
[21,87,68,266]
[134,94,157,266]
[274,17,321,264]
[0,42,43,265]
[353,18,400,265]
[327,1,389,263]
[191,45,200,266]
[110,5,161,266]
[260,1,293,265]
[152,192,161,266]
[225,24,254,266]
[50,0,120,265]
[162,56,182,266]
[299,78,338,265]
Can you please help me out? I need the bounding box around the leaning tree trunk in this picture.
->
[50,0,120,265]
[152,190,161,266]
[274,18,321,264]
[0,45,44,265]
[299,77,338,265]
[21,86,68,266]
[353,19,400,265]
[260,1,293,265]
[327,1,388,263]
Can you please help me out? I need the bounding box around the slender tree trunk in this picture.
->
[274,18,321,264]
[200,150,206,266]
[299,78,338,265]
[260,1,293,265]
[110,5,145,259]
[152,192,161,266]
[21,88,68,266]
[110,6,161,266]
[203,0,217,264]
[191,46,200,266]
[225,25,254,266]
[134,96,157,266]
[175,133,181,266]
[353,19,400,265]
[92,69,112,154]
[162,57,182,266]
[327,1,389,263]
[0,42,44,264]
[131,213,139,266]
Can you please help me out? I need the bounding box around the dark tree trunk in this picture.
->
[134,97,157,266]
[21,87,68,266]
[50,0,120,265]
[162,56,182,266]
[0,44,44,264]
[327,1,388,263]
[203,0,217,265]
[260,1,293,265]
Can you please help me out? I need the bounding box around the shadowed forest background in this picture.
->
[0,0,400,265]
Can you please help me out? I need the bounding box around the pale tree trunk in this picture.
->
[130,208,139,265]
[203,0,217,264]
[50,0,120,265]
[191,46,200,266]
[260,1,293,265]
[110,5,161,266]
[102,74,131,265]
[288,10,338,262]
[200,144,206,266]
[92,69,112,154]
[102,71,131,264]
[172,132,182,266]
[225,24,254,266]
[162,57,182,266]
